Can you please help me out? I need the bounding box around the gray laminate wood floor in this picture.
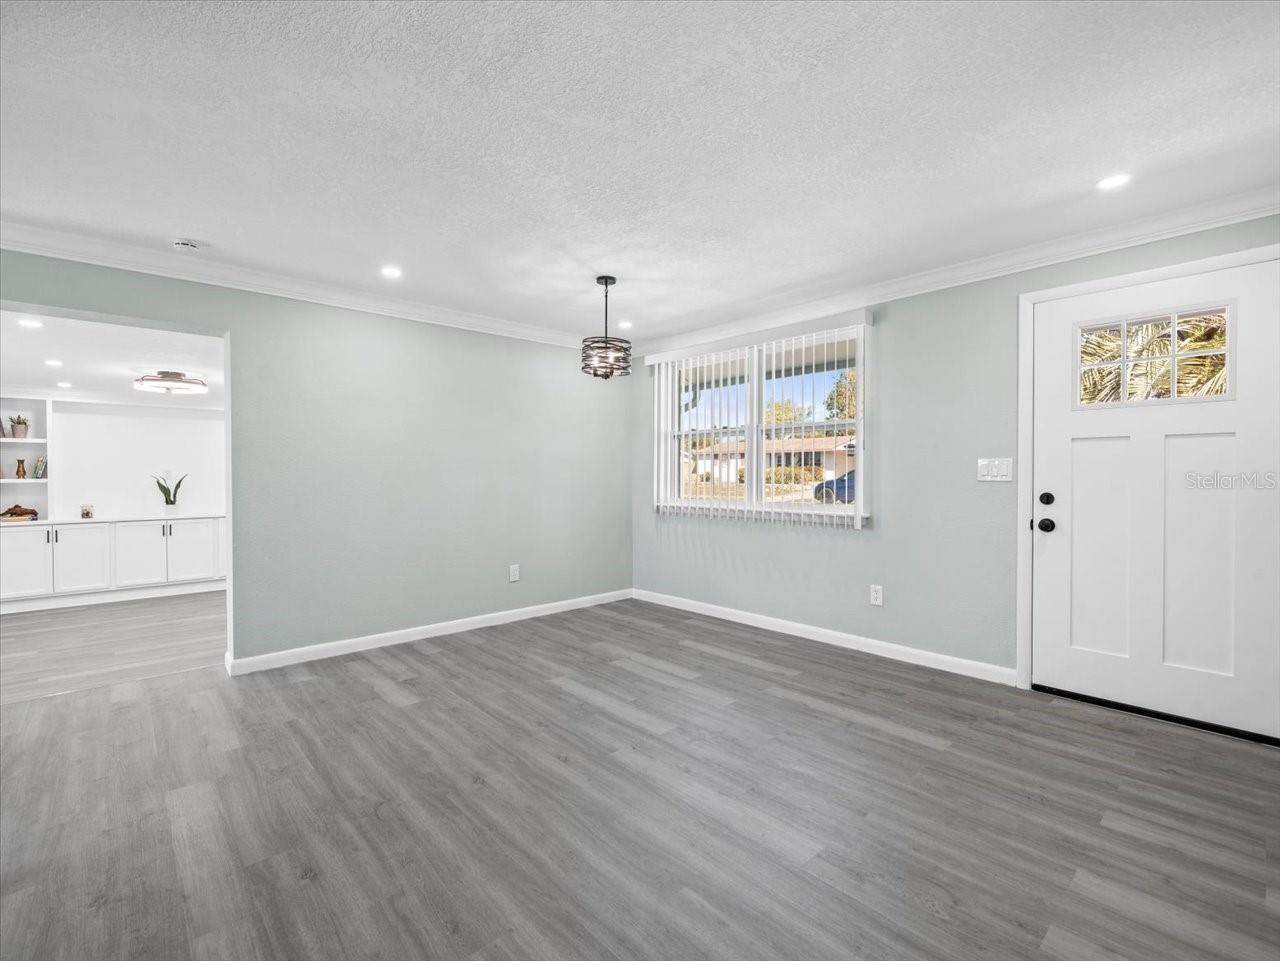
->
[0,591,226,705]
[1,599,1276,960]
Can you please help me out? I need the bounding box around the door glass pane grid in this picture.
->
[1078,307,1228,406]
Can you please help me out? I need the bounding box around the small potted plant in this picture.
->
[153,473,188,514]
[8,415,29,439]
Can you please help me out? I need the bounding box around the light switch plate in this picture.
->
[509,564,520,582]
[977,457,1013,482]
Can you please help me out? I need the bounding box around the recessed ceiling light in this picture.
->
[618,321,633,330]
[380,264,403,279]
[44,359,63,367]
[1097,172,1131,191]
[17,317,43,328]
[56,381,72,389]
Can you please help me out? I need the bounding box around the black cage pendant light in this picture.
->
[581,275,631,379]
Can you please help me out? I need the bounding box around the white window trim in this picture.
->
[651,320,871,529]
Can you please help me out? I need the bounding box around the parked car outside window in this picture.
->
[814,470,855,504]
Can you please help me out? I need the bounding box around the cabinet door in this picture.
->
[0,526,53,599]
[52,524,112,593]
[166,519,218,582]
[115,521,169,587]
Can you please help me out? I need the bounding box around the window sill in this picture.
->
[656,503,868,527]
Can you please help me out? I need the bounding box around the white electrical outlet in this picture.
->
[509,564,520,583]
[870,584,883,606]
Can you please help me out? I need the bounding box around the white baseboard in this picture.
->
[631,589,1017,686]
[225,589,633,676]
[224,584,1015,688]
[0,578,225,614]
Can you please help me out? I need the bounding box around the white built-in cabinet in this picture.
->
[116,518,219,585]
[166,519,219,582]
[52,524,112,593]
[0,526,53,598]
[0,515,225,605]
[114,521,170,587]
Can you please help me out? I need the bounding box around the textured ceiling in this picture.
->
[1,0,1278,343]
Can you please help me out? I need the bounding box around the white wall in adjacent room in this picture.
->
[50,402,225,519]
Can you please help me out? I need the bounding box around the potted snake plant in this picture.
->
[153,473,188,515]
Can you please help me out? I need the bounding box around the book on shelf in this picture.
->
[32,456,46,479]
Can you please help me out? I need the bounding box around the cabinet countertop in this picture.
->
[0,514,226,527]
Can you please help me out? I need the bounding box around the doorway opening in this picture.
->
[0,309,231,704]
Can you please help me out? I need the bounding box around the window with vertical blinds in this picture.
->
[651,323,868,527]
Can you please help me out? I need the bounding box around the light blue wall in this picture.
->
[631,215,1280,669]
[0,251,633,657]
[5,215,1276,669]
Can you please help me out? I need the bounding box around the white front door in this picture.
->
[1032,258,1280,737]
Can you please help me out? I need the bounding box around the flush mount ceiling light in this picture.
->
[380,264,403,279]
[56,381,72,389]
[17,317,43,328]
[44,359,62,367]
[133,370,209,395]
[581,275,631,380]
[1096,172,1132,191]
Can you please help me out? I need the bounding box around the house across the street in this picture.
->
[691,433,856,482]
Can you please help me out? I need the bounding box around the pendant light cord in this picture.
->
[603,282,609,340]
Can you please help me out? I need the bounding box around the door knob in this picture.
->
[1038,518,1056,532]
[1039,492,1055,505]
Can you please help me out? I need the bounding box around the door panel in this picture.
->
[115,521,168,587]
[166,519,217,582]
[52,524,111,593]
[1032,258,1279,736]
[0,527,53,599]
[1068,435,1130,656]
[1162,432,1235,674]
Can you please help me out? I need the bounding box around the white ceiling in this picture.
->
[1,0,1277,348]
[0,310,225,408]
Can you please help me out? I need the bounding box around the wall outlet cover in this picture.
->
[870,584,883,606]
[509,563,520,583]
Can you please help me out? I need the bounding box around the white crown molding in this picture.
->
[0,221,581,349]
[636,186,1280,356]
[5,186,1277,357]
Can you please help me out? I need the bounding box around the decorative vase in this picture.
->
[11,424,28,439]
[14,459,27,479]
[162,503,179,516]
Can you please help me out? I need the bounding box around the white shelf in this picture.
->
[0,437,47,444]
[0,478,48,484]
